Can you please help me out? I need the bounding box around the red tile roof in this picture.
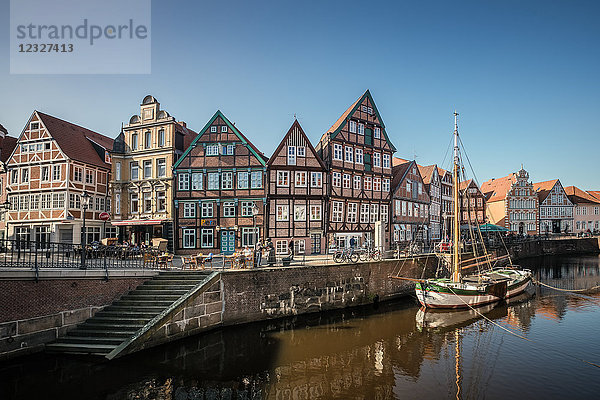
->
[393,157,410,166]
[37,111,113,168]
[325,93,363,135]
[1,136,18,164]
[564,186,600,204]
[587,191,600,201]
[533,179,559,203]
[480,173,517,202]
[417,164,437,185]
[391,160,413,189]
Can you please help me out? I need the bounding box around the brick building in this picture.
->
[418,164,442,241]
[6,111,113,245]
[534,179,573,234]
[438,167,454,239]
[481,167,539,235]
[0,124,18,239]
[565,186,600,234]
[266,120,328,255]
[173,110,268,254]
[459,179,486,225]
[391,160,430,245]
[315,90,395,251]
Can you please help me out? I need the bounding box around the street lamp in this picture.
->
[80,191,91,269]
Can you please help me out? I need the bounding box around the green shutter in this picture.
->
[365,128,373,146]
[364,153,372,172]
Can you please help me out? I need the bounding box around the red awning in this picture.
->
[111,219,165,226]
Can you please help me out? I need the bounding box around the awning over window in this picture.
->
[111,219,165,226]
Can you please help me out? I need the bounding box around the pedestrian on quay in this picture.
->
[254,240,263,267]
[267,239,276,266]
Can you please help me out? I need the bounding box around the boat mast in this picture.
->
[453,111,461,282]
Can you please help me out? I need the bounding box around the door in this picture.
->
[552,220,560,233]
[34,226,50,250]
[310,233,321,254]
[220,230,235,255]
[59,227,74,244]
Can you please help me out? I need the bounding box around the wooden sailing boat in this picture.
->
[412,112,532,309]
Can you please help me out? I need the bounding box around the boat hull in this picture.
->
[415,270,532,309]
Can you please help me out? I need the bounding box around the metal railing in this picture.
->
[0,239,161,277]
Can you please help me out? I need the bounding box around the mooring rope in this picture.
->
[446,286,600,369]
[533,279,600,293]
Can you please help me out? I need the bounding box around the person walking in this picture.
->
[254,240,263,267]
[267,239,276,266]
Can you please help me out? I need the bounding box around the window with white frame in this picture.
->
[157,191,166,212]
[343,174,351,188]
[360,204,370,223]
[115,162,121,181]
[183,229,196,248]
[210,126,217,133]
[11,170,18,184]
[277,205,289,221]
[364,176,372,190]
[207,172,219,190]
[347,203,358,223]
[295,171,307,187]
[297,146,305,157]
[251,171,262,188]
[183,202,195,218]
[294,205,306,221]
[310,204,322,220]
[287,146,296,165]
[241,201,254,217]
[358,123,365,135]
[158,130,165,147]
[115,193,121,214]
[355,148,363,164]
[354,175,361,190]
[349,120,357,133]
[345,146,353,162]
[145,131,151,149]
[157,159,166,177]
[143,192,152,213]
[332,201,343,222]
[130,193,138,213]
[201,202,214,217]
[53,193,65,209]
[41,166,49,181]
[222,144,234,155]
[131,133,138,150]
[21,168,29,183]
[191,172,203,190]
[222,172,233,189]
[130,163,139,180]
[178,173,189,190]
[373,177,381,191]
[241,227,260,247]
[276,240,288,255]
[383,178,390,192]
[333,144,342,160]
[310,172,322,187]
[277,171,289,187]
[332,172,341,187]
[381,205,388,224]
[52,165,61,181]
[143,161,152,179]
[30,194,39,210]
[383,154,390,168]
[370,204,379,223]
[223,202,235,217]
[237,172,249,189]
[206,144,219,156]
[374,127,381,138]
[221,125,228,133]
[373,153,381,167]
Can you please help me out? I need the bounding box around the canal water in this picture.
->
[2,254,600,400]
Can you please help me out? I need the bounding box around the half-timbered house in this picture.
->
[315,90,395,251]
[266,120,328,255]
[438,167,453,240]
[418,164,442,241]
[459,179,486,225]
[391,160,430,245]
[173,111,268,254]
[6,111,113,245]
[534,179,573,234]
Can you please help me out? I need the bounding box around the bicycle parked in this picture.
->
[333,247,359,263]
[358,246,383,261]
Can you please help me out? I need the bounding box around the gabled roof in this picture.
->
[267,120,326,170]
[173,110,268,169]
[392,157,410,166]
[36,111,113,168]
[417,164,437,185]
[1,136,18,164]
[533,179,560,203]
[319,90,396,152]
[391,160,414,189]
[564,186,600,204]
[459,179,481,192]
[437,166,450,178]
[480,173,517,202]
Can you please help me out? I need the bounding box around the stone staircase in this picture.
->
[46,271,212,356]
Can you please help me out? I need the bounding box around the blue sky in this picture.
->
[1,0,599,188]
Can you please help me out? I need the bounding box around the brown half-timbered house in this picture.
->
[316,90,395,251]
[6,111,113,245]
[173,110,268,254]
[391,160,430,245]
[266,120,328,255]
[459,179,486,225]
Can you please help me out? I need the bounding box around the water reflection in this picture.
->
[2,255,600,399]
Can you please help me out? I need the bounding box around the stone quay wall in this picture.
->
[0,270,156,361]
